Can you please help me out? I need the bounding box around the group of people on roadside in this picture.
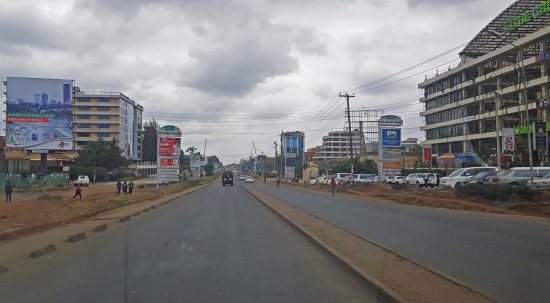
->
[116,180,134,195]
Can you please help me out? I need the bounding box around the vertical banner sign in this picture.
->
[501,128,515,152]
[157,125,182,183]
[6,77,73,150]
[378,115,403,176]
[423,146,432,163]
[534,122,547,151]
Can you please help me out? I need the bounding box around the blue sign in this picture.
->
[381,128,401,147]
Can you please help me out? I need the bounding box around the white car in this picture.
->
[440,167,498,188]
[393,176,406,184]
[336,173,352,185]
[244,177,254,183]
[526,172,550,189]
[73,175,90,186]
[405,174,418,185]
[308,178,318,184]
[354,174,375,183]
[315,176,329,185]
[238,175,246,181]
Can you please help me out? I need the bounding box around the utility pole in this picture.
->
[280,131,284,180]
[274,141,278,174]
[340,93,355,184]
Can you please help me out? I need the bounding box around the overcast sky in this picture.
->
[1,0,513,163]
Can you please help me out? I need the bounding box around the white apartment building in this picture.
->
[313,130,363,160]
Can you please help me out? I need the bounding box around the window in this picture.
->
[514,171,531,178]
[78,123,91,128]
[77,133,90,137]
[97,97,110,102]
[77,97,91,102]
[97,115,110,120]
[77,106,90,111]
[97,124,110,129]
[77,114,91,119]
[97,106,111,111]
[97,132,111,138]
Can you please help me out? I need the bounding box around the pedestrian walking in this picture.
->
[122,181,128,193]
[264,176,267,183]
[72,184,82,200]
[128,180,134,194]
[330,177,337,196]
[276,178,280,188]
[4,181,13,202]
[116,180,122,195]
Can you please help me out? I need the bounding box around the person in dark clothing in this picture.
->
[128,181,134,194]
[72,184,82,200]
[122,181,128,193]
[276,178,280,188]
[116,180,122,195]
[5,181,13,202]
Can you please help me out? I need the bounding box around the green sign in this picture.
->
[503,0,550,33]
[161,125,176,131]
[514,121,550,135]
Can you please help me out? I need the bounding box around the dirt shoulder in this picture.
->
[244,185,493,303]
[0,179,208,242]
[281,181,550,219]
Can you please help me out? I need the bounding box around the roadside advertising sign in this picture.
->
[502,128,515,152]
[423,147,432,162]
[381,128,401,147]
[383,161,401,169]
[160,158,179,167]
[382,168,401,176]
[6,77,73,150]
[159,138,181,156]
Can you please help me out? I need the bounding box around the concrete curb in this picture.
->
[29,244,56,258]
[241,185,402,303]
[67,232,86,243]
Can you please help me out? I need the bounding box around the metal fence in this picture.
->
[0,173,70,189]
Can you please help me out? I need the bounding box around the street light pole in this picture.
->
[488,30,534,183]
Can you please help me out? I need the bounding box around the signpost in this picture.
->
[378,115,403,176]
[157,125,182,185]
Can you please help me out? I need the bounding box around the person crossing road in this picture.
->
[330,177,337,196]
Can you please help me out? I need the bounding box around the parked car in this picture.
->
[385,176,396,183]
[315,176,329,184]
[497,167,550,186]
[146,179,167,186]
[467,170,498,185]
[238,175,246,181]
[244,176,254,183]
[393,176,406,184]
[73,175,90,186]
[336,173,352,185]
[440,167,498,188]
[405,173,417,185]
[414,173,430,186]
[527,172,550,189]
[308,178,318,184]
[354,174,375,183]
[423,173,442,187]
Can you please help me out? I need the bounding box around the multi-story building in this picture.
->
[313,130,363,161]
[73,91,143,160]
[419,0,550,164]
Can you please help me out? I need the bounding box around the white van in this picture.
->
[74,175,90,186]
[336,173,351,185]
[440,167,498,188]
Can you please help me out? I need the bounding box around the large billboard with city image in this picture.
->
[6,77,73,150]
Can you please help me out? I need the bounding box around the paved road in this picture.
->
[0,184,378,303]
[250,183,550,303]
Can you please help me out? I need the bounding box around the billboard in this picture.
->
[502,128,515,152]
[6,77,73,150]
[381,128,401,147]
[423,147,432,162]
[157,125,182,182]
[159,137,181,156]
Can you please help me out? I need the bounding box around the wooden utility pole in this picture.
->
[340,93,355,184]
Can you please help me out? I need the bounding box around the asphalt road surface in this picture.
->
[250,183,550,303]
[0,184,378,303]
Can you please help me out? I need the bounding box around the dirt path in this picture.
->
[0,180,203,242]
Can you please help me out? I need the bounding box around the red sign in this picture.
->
[383,161,401,168]
[160,158,179,167]
[423,147,432,162]
[159,138,181,156]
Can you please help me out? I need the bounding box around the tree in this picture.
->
[71,139,128,180]
[186,146,198,155]
[203,163,214,176]
[142,119,159,162]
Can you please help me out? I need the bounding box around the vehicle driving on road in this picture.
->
[222,171,234,186]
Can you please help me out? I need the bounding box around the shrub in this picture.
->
[38,193,63,201]
[456,184,537,201]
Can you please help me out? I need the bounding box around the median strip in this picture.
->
[66,232,86,243]
[242,185,493,303]
[29,244,56,258]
